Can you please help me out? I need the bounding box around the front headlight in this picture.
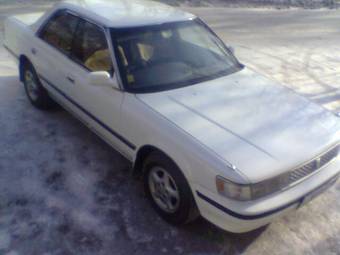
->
[216,173,290,201]
[216,176,252,201]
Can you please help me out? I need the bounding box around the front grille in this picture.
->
[289,145,339,183]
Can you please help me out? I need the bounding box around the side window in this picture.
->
[40,12,79,55]
[71,21,112,72]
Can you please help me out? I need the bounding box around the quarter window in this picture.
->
[39,12,79,55]
[71,21,112,72]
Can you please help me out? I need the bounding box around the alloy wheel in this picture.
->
[148,166,180,213]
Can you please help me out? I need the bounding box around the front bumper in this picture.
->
[194,157,340,233]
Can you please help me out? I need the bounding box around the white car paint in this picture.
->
[138,67,339,183]
[4,0,340,233]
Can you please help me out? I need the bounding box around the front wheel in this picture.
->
[23,62,55,110]
[143,151,199,225]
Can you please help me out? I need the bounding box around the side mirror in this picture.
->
[88,71,120,90]
[229,46,235,55]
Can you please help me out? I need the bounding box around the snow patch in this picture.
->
[0,230,11,250]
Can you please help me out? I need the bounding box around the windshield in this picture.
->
[111,19,243,93]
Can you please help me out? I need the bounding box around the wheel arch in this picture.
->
[19,55,31,82]
[137,144,200,223]
[133,145,188,179]
[133,145,160,177]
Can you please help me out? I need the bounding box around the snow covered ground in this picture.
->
[0,0,338,8]
[0,2,339,255]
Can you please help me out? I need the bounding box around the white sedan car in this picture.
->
[4,0,340,233]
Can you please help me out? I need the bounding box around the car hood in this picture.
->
[136,68,340,183]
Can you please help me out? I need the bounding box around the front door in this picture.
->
[65,19,133,158]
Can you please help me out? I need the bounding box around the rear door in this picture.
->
[33,10,80,103]
[32,10,134,158]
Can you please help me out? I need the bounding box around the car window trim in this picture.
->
[196,18,241,64]
[36,9,64,38]
[36,8,123,89]
[69,17,113,74]
[110,19,244,94]
[37,10,80,57]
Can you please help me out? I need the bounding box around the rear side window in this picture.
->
[39,12,79,55]
[71,21,112,72]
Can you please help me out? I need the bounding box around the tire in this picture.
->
[143,151,199,225]
[23,61,55,110]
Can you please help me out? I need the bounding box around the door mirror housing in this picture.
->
[88,71,120,90]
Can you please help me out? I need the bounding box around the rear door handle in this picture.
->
[66,76,75,84]
[31,48,37,55]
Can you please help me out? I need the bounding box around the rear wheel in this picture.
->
[143,151,199,225]
[23,62,54,110]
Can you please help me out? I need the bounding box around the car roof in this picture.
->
[57,0,196,28]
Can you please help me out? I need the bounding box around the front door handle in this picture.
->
[66,76,75,84]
